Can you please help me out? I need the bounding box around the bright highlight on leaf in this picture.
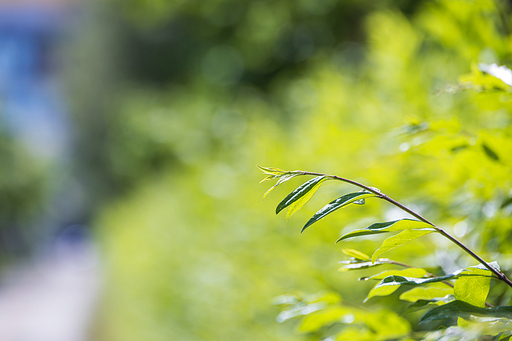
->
[285,177,329,220]
[478,63,512,86]
[302,191,375,232]
[276,176,328,215]
[336,219,434,244]
[262,174,299,200]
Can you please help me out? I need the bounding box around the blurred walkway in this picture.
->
[0,240,101,341]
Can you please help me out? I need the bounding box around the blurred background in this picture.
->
[1,0,512,340]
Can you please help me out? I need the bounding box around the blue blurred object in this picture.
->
[0,1,74,160]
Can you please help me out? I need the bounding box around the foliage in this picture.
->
[92,0,512,340]
[260,161,512,339]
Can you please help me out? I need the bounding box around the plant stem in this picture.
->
[300,171,512,290]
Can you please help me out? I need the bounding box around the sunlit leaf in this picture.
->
[286,177,329,219]
[454,268,491,308]
[364,264,496,303]
[361,268,428,281]
[298,306,350,333]
[262,174,299,200]
[478,63,512,86]
[342,248,370,261]
[276,302,327,323]
[257,165,288,176]
[420,300,512,323]
[336,219,433,243]
[302,191,375,232]
[400,284,454,302]
[338,260,387,272]
[276,176,328,215]
[371,228,436,262]
[458,316,512,337]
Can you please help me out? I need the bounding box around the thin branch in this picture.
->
[299,171,512,290]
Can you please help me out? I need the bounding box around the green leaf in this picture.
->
[262,174,299,200]
[420,300,512,323]
[364,265,495,303]
[478,63,512,87]
[400,284,454,302]
[361,268,428,281]
[338,260,388,272]
[298,307,350,333]
[342,248,370,261]
[257,165,288,176]
[336,219,433,243]
[276,302,327,323]
[302,191,375,232]
[276,176,328,215]
[364,281,402,302]
[371,228,436,262]
[454,267,491,308]
[482,143,500,161]
[286,177,329,219]
[363,268,429,302]
[404,300,444,314]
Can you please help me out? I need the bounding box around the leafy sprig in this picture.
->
[259,166,512,324]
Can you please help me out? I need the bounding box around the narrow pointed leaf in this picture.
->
[420,300,512,323]
[302,191,375,232]
[361,268,428,281]
[286,177,328,219]
[342,248,370,261]
[262,174,299,200]
[371,228,436,262]
[336,219,433,243]
[276,176,328,215]
[257,165,288,176]
[338,260,387,272]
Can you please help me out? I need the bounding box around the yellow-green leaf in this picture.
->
[400,284,454,302]
[342,249,370,261]
[364,282,401,302]
[276,176,328,215]
[454,268,491,308]
[362,268,428,281]
[371,229,435,262]
[262,174,299,200]
[336,219,433,243]
[286,177,328,219]
[257,165,288,176]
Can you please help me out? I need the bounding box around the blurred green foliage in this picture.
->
[0,131,49,257]
[69,0,512,339]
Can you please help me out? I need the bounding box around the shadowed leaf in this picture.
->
[420,300,512,323]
